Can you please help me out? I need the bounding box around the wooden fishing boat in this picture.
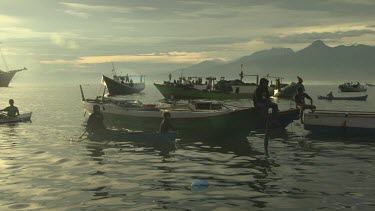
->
[318,95,368,101]
[366,83,375,87]
[0,112,32,124]
[303,110,375,136]
[154,82,274,100]
[87,129,177,143]
[82,96,299,138]
[338,82,367,92]
[102,75,145,95]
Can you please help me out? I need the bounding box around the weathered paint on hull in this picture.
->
[103,75,145,95]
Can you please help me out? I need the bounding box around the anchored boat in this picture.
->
[0,45,27,87]
[81,98,298,138]
[102,75,145,96]
[338,82,367,92]
[303,110,375,136]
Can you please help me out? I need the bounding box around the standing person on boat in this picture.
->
[0,99,19,118]
[160,111,176,133]
[86,105,105,134]
[253,78,278,114]
[295,87,316,113]
[168,73,172,82]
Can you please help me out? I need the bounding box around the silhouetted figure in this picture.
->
[129,79,133,87]
[86,105,105,134]
[326,91,333,98]
[168,73,172,82]
[297,76,303,85]
[159,111,176,133]
[295,87,316,113]
[253,78,278,114]
[125,74,129,82]
[0,99,19,118]
[239,70,244,81]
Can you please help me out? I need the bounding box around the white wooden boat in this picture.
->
[303,110,375,135]
[0,112,32,124]
[82,98,299,138]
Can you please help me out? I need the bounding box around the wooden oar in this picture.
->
[264,106,270,156]
[79,129,87,139]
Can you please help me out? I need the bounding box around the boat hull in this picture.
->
[0,70,20,87]
[154,83,274,100]
[102,75,145,95]
[304,110,375,136]
[83,100,299,138]
[0,112,32,124]
[88,130,177,143]
[317,95,368,101]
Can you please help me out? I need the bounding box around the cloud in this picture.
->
[50,34,79,49]
[60,2,156,16]
[263,29,375,44]
[40,51,222,65]
[64,10,89,19]
[0,15,22,26]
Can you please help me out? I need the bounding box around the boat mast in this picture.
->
[111,62,117,76]
[0,43,10,72]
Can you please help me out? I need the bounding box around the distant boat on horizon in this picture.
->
[338,82,367,92]
[101,63,145,95]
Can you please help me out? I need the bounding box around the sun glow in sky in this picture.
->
[1,0,375,84]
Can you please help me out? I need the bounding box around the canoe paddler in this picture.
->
[159,111,176,133]
[0,99,20,119]
[85,104,106,135]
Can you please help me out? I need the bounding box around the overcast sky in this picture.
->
[1,0,375,84]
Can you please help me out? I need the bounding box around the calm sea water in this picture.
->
[1,84,375,210]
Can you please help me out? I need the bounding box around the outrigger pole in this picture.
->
[79,85,85,101]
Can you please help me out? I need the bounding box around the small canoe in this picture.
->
[366,83,375,87]
[318,95,368,101]
[88,129,177,144]
[0,112,32,124]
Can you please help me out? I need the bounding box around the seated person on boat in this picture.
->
[0,99,20,118]
[253,78,278,114]
[326,91,333,98]
[160,111,176,133]
[295,87,316,112]
[86,105,106,134]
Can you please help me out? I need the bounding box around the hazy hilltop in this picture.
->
[174,40,375,83]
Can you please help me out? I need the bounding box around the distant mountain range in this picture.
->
[174,40,375,83]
